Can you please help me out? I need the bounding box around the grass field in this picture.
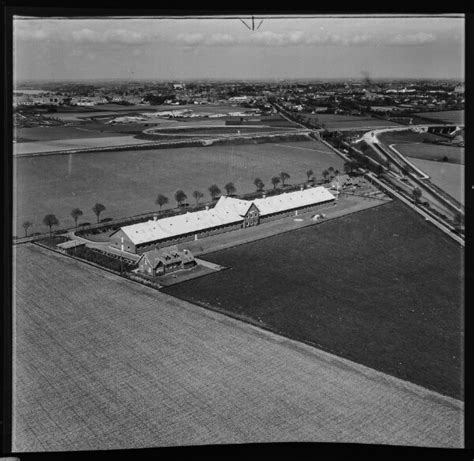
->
[14,126,131,142]
[394,142,464,165]
[379,130,448,146]
[163,201,464,400]
[407,157,464,204]
[13,243,463,451]
[142,126,297,139]
[13,140,343,235]
[414,110,464,125]
[13,135,149,156]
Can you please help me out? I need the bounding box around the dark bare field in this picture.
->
[14,126,130,142]
[305,113,402,129]
[414,110,464,125]
[13,244,463,451]
[163,201,464,400]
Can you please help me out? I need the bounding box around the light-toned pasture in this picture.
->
[13,244,463,451]
[407,157,465,204]
[13,135,151,155]
[13,140,342,235]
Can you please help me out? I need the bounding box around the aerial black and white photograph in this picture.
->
[6,10,466,454]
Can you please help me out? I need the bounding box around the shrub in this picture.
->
[69,246,136,272]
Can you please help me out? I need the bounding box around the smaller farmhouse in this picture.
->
[138,246,196,277]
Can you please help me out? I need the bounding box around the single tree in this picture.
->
[22,221,32,237]
[174,190,187,207]
[71,208,83,228]
[334,169,340,176]
[412,187,422,204]
[155,194,169,211]
[224,182,236,196]
[209,184,221,200]
[92,203,106,223]
[306,169,314,182]
[327,166,335,178]
[192,190,204,205]
[322,169,330,182]
[43,214,59,236]
[280,171,290,186]
[271,176,281,189]
[254,178,264,192]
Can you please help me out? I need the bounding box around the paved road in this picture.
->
[13,244,464,451]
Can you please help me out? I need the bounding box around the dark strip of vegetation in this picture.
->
[35,236,69,248]
[67,246,137,273]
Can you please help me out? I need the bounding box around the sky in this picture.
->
[13,15,465,82]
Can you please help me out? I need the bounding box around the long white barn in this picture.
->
[110,186,335,254]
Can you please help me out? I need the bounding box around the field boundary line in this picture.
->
[161,291,464,409]
[26,242,464,407]
[271,143,335,154]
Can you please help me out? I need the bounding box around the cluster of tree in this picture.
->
[251,171,291,192]
[143,93,176,105]
[321,167,340,183]
[154,182,239,212]
[25,203,107,237]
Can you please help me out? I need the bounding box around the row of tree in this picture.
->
[154,172,296,211]
[24,166,341,238]
[22,203,107,237]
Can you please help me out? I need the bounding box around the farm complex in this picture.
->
[11,40,465,453]
[110,186,335,254]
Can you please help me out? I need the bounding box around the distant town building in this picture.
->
[229,96,250,102]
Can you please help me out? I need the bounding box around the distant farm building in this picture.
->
[109,186,335,254]
[138,246,195,277]
[330,174,350,191]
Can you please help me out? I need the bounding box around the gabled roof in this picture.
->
[253,187,335,216]
[120,207,243,245]
[119,187,334,246]
[214,196,254,216]
[331,174,350,187]
[139,245,195,268]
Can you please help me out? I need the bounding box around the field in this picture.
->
[13,244,463,451]
[414,110,464,125]
[407,157,465,204]
[13,140,343,235]
[305,114,402,130]
[142,125,297,138]
[393,142,464,165]
[163,201,464,400]
[378,129,448,146]
[14,126,131,142]
[13,135,150,156]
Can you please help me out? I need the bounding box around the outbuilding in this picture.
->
[137,246,196,277]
